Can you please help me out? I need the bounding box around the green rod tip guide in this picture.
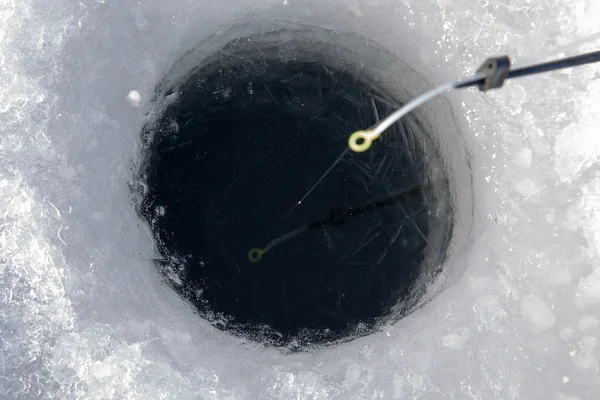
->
[248,247,265,263]
[348,130,373,153]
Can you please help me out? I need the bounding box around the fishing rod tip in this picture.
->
[248,247,265,263]
[348,130,373,153]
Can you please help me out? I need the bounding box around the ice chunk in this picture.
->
[126,90,142,106]
[570,336,598,371]
[576,315,599,332]
[575,270,600,309]
[554,122,600,182]
[514,148,532,168]
[473,295,507,333]
[441,328,470,350]
[514,177,539,198]
[521,294,556,330]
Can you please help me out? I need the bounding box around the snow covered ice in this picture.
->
[1,0,599,399]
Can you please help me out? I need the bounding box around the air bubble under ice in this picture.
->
[1,0,600,399]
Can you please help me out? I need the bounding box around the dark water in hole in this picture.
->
[141,57,430,346]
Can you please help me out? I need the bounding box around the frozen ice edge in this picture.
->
[1,0,600,399]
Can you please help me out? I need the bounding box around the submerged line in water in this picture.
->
[263,226,307,252]
[250,186,423,262]
[288,148,351,213]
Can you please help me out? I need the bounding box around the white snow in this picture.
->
[1,0,600,398]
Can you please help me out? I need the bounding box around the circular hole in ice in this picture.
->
[137,25,461,348]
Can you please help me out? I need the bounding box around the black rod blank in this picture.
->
[455,49,600,91]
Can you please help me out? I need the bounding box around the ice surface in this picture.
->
[1,0,600,398]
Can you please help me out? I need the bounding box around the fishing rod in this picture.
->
[348,49,600,153]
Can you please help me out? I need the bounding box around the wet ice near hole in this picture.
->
[1,0,600,399]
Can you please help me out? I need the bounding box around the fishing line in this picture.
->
[288,147,351,213]
[249,186,422,262]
